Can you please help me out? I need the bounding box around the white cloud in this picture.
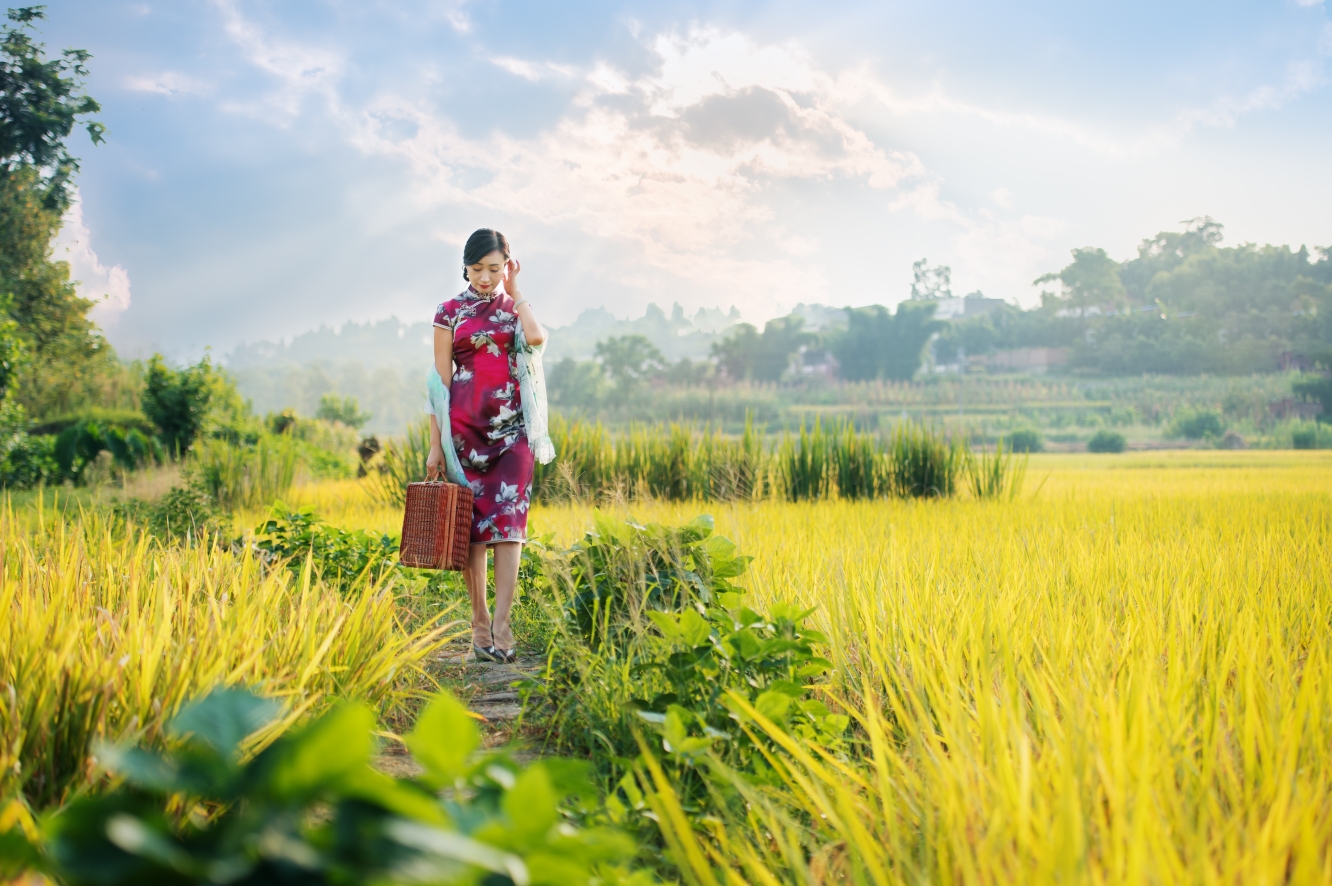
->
[211,0,343,122]
[125,71,208,97]
[54,194,133,327]
[212,10,1327,317]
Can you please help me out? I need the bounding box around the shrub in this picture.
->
[117,481,227,543]
[252,503,398,590]
[29,408,155,437]
[1006,428,1044,453]
[1292,426,1319,449]
[0,432,54,487]
[537,515,846,816]
[1169,408,1225,440]
[1087,429,1127,453]
[1,687,649,886]
[54,420,163,481]
[142,354,216,456]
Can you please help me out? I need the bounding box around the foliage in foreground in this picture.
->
[0,687,650,886]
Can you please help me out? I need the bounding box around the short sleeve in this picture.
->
[433,300,456,330]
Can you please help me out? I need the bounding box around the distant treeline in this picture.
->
[548,218,1332,405]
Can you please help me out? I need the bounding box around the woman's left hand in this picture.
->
[504,258,522,293]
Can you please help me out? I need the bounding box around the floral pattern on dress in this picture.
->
[434,286,534,544]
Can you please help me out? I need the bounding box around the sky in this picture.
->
[39,0,1332,360]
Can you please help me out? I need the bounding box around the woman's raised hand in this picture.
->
[504,258,521,293]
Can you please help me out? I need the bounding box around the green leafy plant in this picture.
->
[117,481,227,543]
[54,419,163,481]
[252,503,398,590]
[1087,428,1127,453]
[0,687,651,885]
[537,515,846,818]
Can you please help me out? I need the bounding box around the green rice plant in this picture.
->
[777,419,832,501]
[964,437,1028,500]
[190,436,300,510]
[365,417,432,507]
[0,505,458,810]
[537,417,766,504]
[883,420,965,498]
[832,420,881,500]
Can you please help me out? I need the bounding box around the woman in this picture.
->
[426,228,549,664]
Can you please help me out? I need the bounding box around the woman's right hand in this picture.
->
[426,444,445,478]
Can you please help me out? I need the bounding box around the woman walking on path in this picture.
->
[426,228,552,664]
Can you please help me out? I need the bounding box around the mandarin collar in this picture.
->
[464,284,505,301]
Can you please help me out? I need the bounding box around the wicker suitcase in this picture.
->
[399,480,474,570]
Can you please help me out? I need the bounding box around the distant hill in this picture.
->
[223,301,749,433]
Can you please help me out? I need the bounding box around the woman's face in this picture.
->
[466,250,508,295]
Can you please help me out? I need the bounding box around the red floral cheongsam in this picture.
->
[433,286,534,544]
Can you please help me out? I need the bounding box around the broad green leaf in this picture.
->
[767,680,806,699]
[339,766,449,826]
[170,687,281,759]
[645,610,681,641]
[406,693,479,788]
[662,708,689,752]
[271,702,375,799]
[501,764,559,843]
[755,690,793,724]
[678,609,711,647]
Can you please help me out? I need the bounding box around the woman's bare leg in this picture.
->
[465,543,492,648]
[491,542,521,650]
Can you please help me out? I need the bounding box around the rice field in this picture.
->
[4,449,1331,881]
[286,450,1332,881]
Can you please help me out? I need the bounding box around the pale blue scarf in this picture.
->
[424,317,554,484]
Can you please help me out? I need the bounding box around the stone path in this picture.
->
[375,646,543,778]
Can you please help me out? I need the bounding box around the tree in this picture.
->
[595,334,665,388]
[712,323,759,380]
[832,302,943,382]
[910,259,952,301]
[1034,247,1127,314]
[0,5,104,210]
[315,393,371,429]
[711,318,810,382]
[547,357,609,410]
[142,355,216,456]
[0,6,110,416]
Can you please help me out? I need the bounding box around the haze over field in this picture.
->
[41,0,1332,361]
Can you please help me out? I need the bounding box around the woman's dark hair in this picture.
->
[462,228,510,281]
